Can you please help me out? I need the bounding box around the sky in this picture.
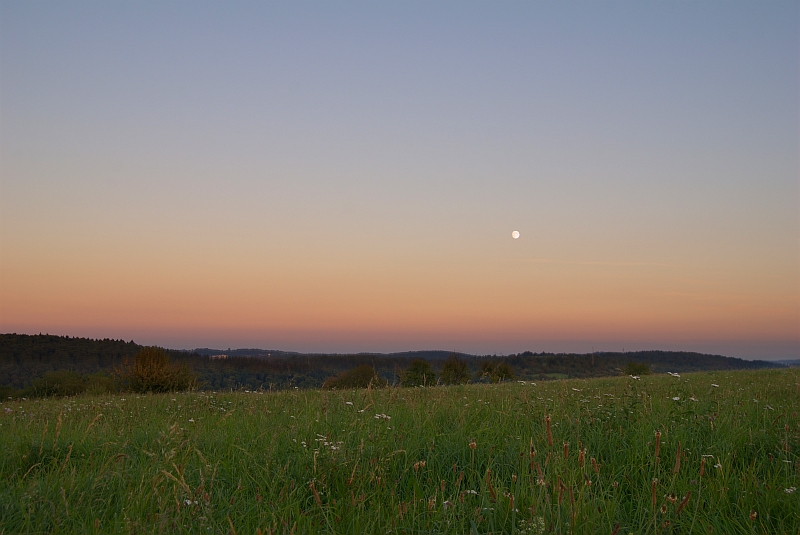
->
[1,2,798,359]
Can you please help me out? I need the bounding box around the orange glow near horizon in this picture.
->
[2,235,796,355]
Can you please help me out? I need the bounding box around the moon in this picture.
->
[512,230,520,239]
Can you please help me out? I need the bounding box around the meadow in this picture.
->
[1,369,798,534]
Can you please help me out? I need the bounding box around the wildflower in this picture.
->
[668,372,680,378]
[749,510,757,521]
[630,375,640,380]
[785,487,797,494]
[374,413,391,420]
[672,397,680,401]
[188,418,195,423]
[345,401,353,405]
[469,439,477,450]
[711,384,719,388]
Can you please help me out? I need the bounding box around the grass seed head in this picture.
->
[545,415,553,446]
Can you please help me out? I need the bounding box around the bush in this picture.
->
[0,384,20,400]
[322,365,386,390]
[401,359,435,387]
[476,360,515,383]
[624,361,652,376]
[440,354,470,385]
[115,347,197,393]
[25,370,88,397]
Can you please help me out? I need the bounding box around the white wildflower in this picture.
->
[785,487,796,494]
[711,384,719,388]
[672,397,680,401]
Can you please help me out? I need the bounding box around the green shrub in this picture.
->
[624,361,652,376]
[401,359,435,387]
[115,347,197,393]
[322,365,386,389]
[439,354,470,385]
[85,372,116,395]
[25,370,87,397]
[476,360,515,383]
[0,384,20,400]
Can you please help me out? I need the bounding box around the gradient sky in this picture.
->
[1,2,798,358]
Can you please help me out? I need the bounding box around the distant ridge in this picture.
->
[193,348,470,361]
[0,333,782,392]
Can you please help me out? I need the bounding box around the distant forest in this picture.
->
[0,333,779,394]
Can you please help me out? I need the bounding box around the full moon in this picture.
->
[512,230,520,239]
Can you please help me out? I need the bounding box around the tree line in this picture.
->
[0,333,778,398]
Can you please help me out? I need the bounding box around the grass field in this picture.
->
[1,369,798,534]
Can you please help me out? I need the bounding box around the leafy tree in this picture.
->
[401,359,435,387]
[115,347,197,393]
[624,361,652,376]
[440,354,470,385]
[322,365,385,389]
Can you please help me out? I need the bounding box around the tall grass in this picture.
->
[1,369,797,534]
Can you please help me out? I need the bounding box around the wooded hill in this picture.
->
[1,333,779,393]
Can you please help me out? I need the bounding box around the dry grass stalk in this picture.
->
[676,492,691,514]
[654,430,661,458]
[651,478,658,507]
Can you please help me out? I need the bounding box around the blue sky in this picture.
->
[1,2,797,358]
